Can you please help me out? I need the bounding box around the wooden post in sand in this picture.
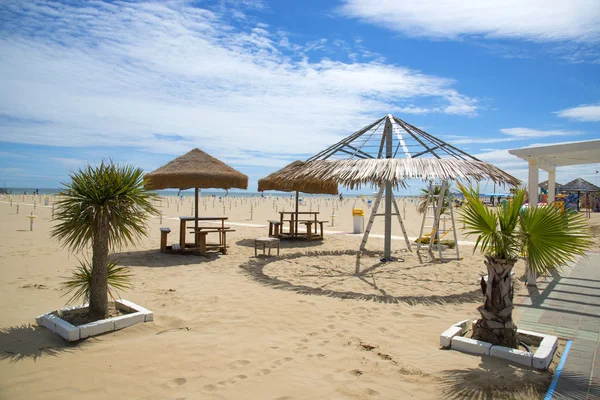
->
[250,204,254,220]
[16,204,19,214]
[28,213,36,231]
[330,211,335,226]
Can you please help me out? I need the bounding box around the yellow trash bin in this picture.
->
[352,209,364,233]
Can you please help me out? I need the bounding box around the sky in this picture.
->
[0,0,599,194]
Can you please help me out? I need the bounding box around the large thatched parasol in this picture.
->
[280,158,520,189]
[145,148,248,247]
[258,160,338,237]
[277,114,520,261]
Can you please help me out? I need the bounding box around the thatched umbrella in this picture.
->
[560,178,600,193]
[276,114,520,262]
[280,158,520,189]
[258,161,338,236]
[145,148,248,247]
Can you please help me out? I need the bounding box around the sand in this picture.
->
[1,193,597,399]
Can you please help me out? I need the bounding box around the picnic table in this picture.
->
[179,216,233,255]
[275,211,325,240]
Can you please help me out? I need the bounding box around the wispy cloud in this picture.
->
[500,127,581,138]
[0,0,479,171]
[50,157,87,169]
[444,126,580,145]
[555,104,600,122]
[338,0,600,43]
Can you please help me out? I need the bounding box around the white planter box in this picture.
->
[36,299,153,342]
[440,320,558,370]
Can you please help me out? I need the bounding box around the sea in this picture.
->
[1,187,422,198]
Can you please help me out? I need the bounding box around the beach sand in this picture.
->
[1,194,596,399]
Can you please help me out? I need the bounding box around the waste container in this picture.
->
[44,197,49,206]
[352,208,364,233]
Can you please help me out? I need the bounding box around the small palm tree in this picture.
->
[459,183,591,348]
[417,183,452,215]
[51,162,159,319]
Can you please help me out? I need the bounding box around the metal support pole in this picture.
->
[194,187,199,248]
[383,115,393,261]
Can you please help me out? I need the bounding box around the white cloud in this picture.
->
[339,0,600,43]
[500,127,581,138]
[50,157,88,169]
[0,0,478,169]
[555,104,600,122]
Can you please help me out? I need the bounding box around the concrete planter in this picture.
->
[36,299,153,342]
[440,320,558,370]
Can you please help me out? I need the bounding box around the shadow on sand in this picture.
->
[0,324,86,363]
[114,249,224,268]
[439,355,551,399]
[235,238,326,250]
[240,249,482,305]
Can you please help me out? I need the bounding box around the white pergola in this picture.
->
[508,139,600,207]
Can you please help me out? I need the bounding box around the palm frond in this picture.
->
[520,205,593,274]
[62,258,133,304]
[458,183,501,256]
[51,161,160,253]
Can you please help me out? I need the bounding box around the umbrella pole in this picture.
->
[295,190,299,237]
[195,187,199,247]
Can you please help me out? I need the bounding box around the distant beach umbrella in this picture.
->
[258,160,338,237]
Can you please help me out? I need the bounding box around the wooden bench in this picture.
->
[268,220,282,237]
[254,237,280,257]
[159,227,171,253]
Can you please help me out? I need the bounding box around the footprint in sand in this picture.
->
[162,377,187,389]
[255,369,272,376]
[273,357,294,366]
[306,331,319,337]
[228,360,251,369]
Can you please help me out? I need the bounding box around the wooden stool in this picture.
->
[268,220,282,237]
[254,237,280,257]
[159,227,171,253]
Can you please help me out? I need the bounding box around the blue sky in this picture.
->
[1,0,599,193]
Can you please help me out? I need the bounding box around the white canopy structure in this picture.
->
[509,139,600,286]
[508,139,600,207]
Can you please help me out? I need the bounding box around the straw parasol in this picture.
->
[559,178,600,193]
[275,114,520,261]
[279,158,520,190]
[258,161,338,237]
[145,148,248,247]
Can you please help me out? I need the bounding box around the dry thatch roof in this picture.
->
[258,161,338,195]
[539,180,562,190]
[560,178,600,192]
[278,158,520,190]
[145,148,248,190]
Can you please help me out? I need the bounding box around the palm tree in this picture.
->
[459,183,591,348]
[417,183,452,215]
[51,162,159,319]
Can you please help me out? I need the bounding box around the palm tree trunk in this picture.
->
[473,255,518,348]
[89,217,109,319]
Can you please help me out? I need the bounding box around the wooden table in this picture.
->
[179,216,229,253]
[278,211,322,239]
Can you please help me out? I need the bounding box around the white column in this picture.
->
[548,169,556,203]
[527,158,538,286]
[528,159,538,208]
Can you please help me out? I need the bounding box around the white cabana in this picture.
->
[508,139,600,207]
[508,139,600,285]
